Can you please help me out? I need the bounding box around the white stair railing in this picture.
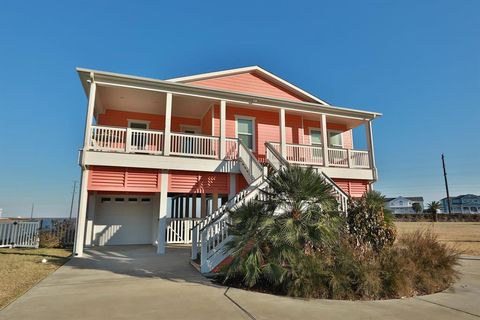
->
[237,140,264,183]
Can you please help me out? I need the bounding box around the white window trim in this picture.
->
[235,115,256,151]
[308,127,323,145]
[327,129,344,148]
[180,125,201,134]
[127,119,150,129]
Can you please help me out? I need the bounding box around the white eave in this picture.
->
[76,67,382,121]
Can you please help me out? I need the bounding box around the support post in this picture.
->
[229,174,236,200]
[73,168,89,257]
[157,170,169,254]
[280,108,286,158]
[163,93,172,156]
[84,193,96,247]
[365,120,377,179]
[219,100,226,159]
[192,194,197,218]
[201,193,207,218]
[321,114,329,167]
[83,78,96,149]
[212,193,219,211]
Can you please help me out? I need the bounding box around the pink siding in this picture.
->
[169,171,229,194]
[98,109,201,132]
[201,107,213,135]
[187,72,310,102]
[333,179,370,197]
[88,166,161,192]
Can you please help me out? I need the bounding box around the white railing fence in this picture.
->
[0,221,40,248]
[349,150,370,168]
[170,132,219,159]
[128,129,164,154]
[166,218,201,244]
[89,126,127,152]
[327,148,349,167]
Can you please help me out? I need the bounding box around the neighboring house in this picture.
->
[74,66,381,272]
[440,194,480,214]
[384,196,424,214]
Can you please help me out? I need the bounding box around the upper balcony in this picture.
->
[86,125,371,170]
[78,68,380,180]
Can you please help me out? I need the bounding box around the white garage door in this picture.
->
[94,196,153,246]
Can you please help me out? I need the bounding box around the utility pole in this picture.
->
[441,154,452,214]
[69,181,77,219]
[30,203,34,220]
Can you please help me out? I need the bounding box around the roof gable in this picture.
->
[167,66,328,104]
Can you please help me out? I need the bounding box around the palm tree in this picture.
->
[428,201,441,222]
[223,165,340,290]
[412,203,422,214]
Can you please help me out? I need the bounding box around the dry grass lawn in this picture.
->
[395,222,480,255]
[0,247,71,309]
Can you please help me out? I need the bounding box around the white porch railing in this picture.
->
[328,148,349,167]
[170,132,219,159]
[349,150,370,168]
[0,221,40,248]
[166,218,201,244]
[89,126,164,154]
[269,141,370,169]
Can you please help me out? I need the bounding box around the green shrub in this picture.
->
[220,166,459,300]
[39,230,61,248]
[346,191,396,252]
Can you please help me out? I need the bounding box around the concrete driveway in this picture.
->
[1,245,479,320]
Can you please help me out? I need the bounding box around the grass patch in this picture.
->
[396,222,480,255]
[0,247,72,309]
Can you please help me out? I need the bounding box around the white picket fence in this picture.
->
[166,218,201,244]
[0,221,40,248]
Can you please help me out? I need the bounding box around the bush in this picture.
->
[346,191,396,252]
[220,166,459,300]
[39,230,61,248]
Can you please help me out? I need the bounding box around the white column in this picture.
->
[365,120,377,177]
[157,170,169,254]
[321,114,329,167]
[279,108,286,158]
[84,193,96,247]
[73,168,89,257]
[219,100,226,159]
[163,93,172,156]
[229,173,236,199]
[83,78,96,149]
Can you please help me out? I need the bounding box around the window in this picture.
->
[101,197,111,203]
[128,198,138,202]
[115,198,125,202]
[310,130,322,145]
[399,201,403,206]
[236,118,254,150]
[328,131,343,148]
[141,198,151,203]
[128,120,149,129]
[471,207,478,213]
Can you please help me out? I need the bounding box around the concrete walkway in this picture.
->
[1,246,479,320]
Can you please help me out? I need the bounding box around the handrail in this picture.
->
[265,142,289,168]
[237,139,264,181]
[320,171,349,199]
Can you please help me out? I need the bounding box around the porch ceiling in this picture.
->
[96,86,214,118]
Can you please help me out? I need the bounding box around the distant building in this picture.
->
[440,194,480,214]
[384,196,424,214]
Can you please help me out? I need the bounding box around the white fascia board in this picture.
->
[320,167,375,181]
[82,150,241,173]
[76,68,382,120]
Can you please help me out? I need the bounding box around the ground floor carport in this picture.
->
[1,246,479,320]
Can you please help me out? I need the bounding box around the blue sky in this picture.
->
[0,1,478,217]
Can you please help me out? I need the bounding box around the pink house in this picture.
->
[74,66,381,273]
